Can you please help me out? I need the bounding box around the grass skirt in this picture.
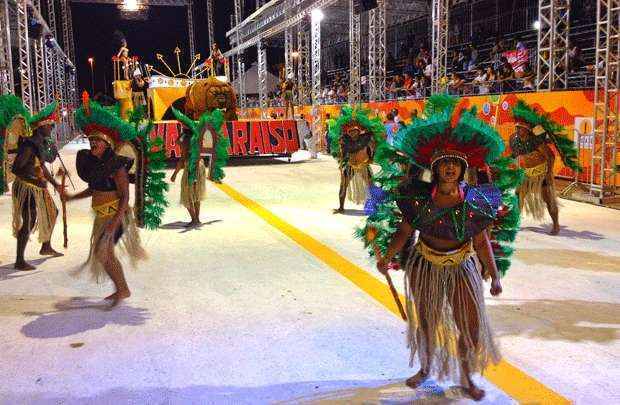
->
[77,206,147,283]
[11,178,57,243]
[517,173,556,221]
[404,243,500,382]
[180,159,206,209]
[347,165,371,205]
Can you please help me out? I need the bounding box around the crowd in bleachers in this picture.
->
[242,0,599,107]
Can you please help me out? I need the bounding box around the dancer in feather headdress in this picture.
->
[359,95,523,400]
[510,100,581,235]
[171,107,229,227]
[328,106,386,213]
[64,93,149,307]
[1,95,64,270]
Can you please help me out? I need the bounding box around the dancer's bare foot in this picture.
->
[184,220,201,228]
[405,369,429,389]
[105,290,131,308]
[40,247,64,257]
[333,208,344,214]
[463,382,485,401]
[14,261,36,271]
[550,223,560,235]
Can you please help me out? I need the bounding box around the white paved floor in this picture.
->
[0,146,618,404]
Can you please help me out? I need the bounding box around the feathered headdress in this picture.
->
[172,107,230,183]
[357,95,524,276]
[511,100,581,172]
[74,92,136,147]
[328,106,386,160]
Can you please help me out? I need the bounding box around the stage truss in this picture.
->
[536,0,570,91]
[1,0,77,145]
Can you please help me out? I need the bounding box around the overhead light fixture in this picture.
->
[533,20,541,30]
[311,9,324,22]
[291,51,300,58]
[122,0,140,11]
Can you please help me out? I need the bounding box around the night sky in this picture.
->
[71,1,234,95]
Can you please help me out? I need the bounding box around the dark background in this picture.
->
[71,1,236,95]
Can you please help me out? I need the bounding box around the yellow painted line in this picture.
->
[216,182,570,405]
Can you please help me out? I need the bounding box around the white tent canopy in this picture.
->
[231,63,280,95]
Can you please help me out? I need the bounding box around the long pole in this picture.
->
[89,59,94,94]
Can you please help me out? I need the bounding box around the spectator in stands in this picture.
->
[472,67,488,94]
[485,66,497,93]
[569,45,585,72]
[384,112,398,145]
[424,63,432,79]
[448,73,465,95]
[517,62,535,80]
[467,44,478,71]
[498,57,515,91]
[402,73,414,97]
[522,76,535,91]
[452,51,466,71]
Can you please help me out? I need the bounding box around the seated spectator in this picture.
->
[472,67,488,94]
[522,76,535,90]
[569,45,585,72]
[498,57,515,91]
[448,73,465,95]
[402,73,414,96]
[485,66,497,93]
[516,62,535,80]
[424,63,432,79]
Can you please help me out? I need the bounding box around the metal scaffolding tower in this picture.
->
[33,0,47,110]
[234,0,247,109]
[348,0,361,105]
[257,41,268,115]
[536,0,571,91]
[368,0,386,102]
[206,0,215,49]
[590,0,619,202]
[284,26,294,80]
[431,0,448,94]
[311,11,321,105]
[187,0,195,60]
[17,0,33,110]
[0,0,14,94]
[297,26,310,106]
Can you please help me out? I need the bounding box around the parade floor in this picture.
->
[0,145,619,404]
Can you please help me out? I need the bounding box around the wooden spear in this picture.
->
[366,227,407,321]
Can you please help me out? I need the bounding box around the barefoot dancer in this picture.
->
[170,128,206,227]
[66,98,146,307]
[3,98,64,270]
[170,107,230,227]
[328,107,385,213]
[510,100,581,235]
[364,96,522,400]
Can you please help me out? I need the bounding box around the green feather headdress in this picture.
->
[0,95,57,193]
[328,106,387,160]
[511,100,581,172]
[357,95,524,276]
[75,99,137,143]
[172,108,230,183]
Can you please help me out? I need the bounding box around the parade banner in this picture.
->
[241,90,618,184]
[151,119,302,158]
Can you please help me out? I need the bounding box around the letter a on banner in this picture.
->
[261,122,273,154]
[249,122,265,154]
